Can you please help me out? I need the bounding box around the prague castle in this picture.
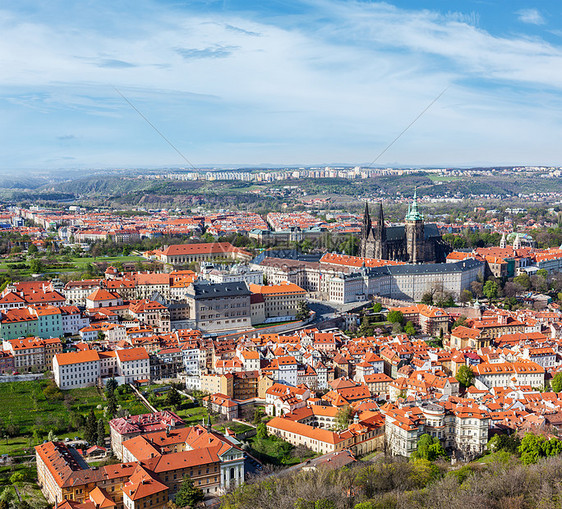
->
[360,191,449,263]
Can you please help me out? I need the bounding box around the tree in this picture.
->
[295,301,310,321]
[27,243,38,255]
[336,405,353,430]
[452,315,468,329]
[9,472,24,485]
[253,407,264,425]
[175,477,204,508]
[387,310,404,324]
[519,433,548,465]
[165,388,182,408]
[106,378,118,396]
[456,365,475,388]
[256,422,268,439]
[503,282,520,299]
[487,433,521,454]
[97,331,106,341]
[459,289,473,305]
[421,292,434,305]
[470,283,484,303]
[412,434,446,462]
[29,259,44,274]
[404,321,416,337]
[97,419,106,447]
[514,273,531,290]
[294,500,336,509]
[483,280,499,300]
[107,395,118,418]
[552,372,562,392]
[372,302,382,313]
[84,409,97,444]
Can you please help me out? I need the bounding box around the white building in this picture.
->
[473,361,545,389]
[53,350,101,390]
[115,348,150,384]
[60,306,90,335]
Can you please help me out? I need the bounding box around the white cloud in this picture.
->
[517,8,546,25]
[1,1,562,168]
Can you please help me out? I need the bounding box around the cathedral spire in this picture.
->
[377,202,384,228]
[363,202,372,232]
[405,187,423,221]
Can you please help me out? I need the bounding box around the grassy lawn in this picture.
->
[0,254,147,277]
[427,175,462,182]
[247,435,317,466]
[0,463,49,509]
[252,320,298,329]
[174,406,211,425]
[0,381,148,457]
[70,255,145,269]
[213,422,254,435]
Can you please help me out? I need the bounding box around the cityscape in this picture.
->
[3,1,562,509]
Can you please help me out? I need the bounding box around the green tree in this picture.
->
[165,388,182,408]
[537,269,548,279]
[256,422,268,439]
[552,372,562,392]
[9,472,24,485]
[29,258,44,274]
[106,378,118,396]
[412,434,446,461]
[519,433,547,465]
[84,409,97,444]
[97,419,106,447]
[387,310,404,324]
[107,395,118,418]
[487,433,521,454]
[514,273,531,290]
[404,321,416,336]
[421,291,434,305]
[372,302,382,313]
[336,405,353,430]
[452,315,468,329]
[175,477,204,508]
[295,301,311,321]
[483,280,499,300]
[459,289,473,305]
[253,407,264,425]
[456,365,475,388]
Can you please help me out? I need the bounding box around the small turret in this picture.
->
[500,232,506,249]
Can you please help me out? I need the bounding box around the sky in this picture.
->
[2,0,562,170]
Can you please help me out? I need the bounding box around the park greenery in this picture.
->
[0,380,147,457]
[221,431,562,509]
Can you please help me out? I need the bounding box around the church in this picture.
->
[359,191,449,263]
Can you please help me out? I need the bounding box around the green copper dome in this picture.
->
[405,189,424,221]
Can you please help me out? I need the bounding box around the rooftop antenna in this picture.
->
[113,86,198,171]
[366,87,449,168]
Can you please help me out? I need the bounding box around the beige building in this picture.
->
[248,282,307,319]
[152,242,251,266]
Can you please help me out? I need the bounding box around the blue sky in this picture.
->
[2,0,562,170]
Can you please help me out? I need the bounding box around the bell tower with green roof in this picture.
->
[405,188,425,263]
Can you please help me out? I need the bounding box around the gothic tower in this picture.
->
[360,203,373,258]
[405,189,424,263]
[373,203,386,259]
